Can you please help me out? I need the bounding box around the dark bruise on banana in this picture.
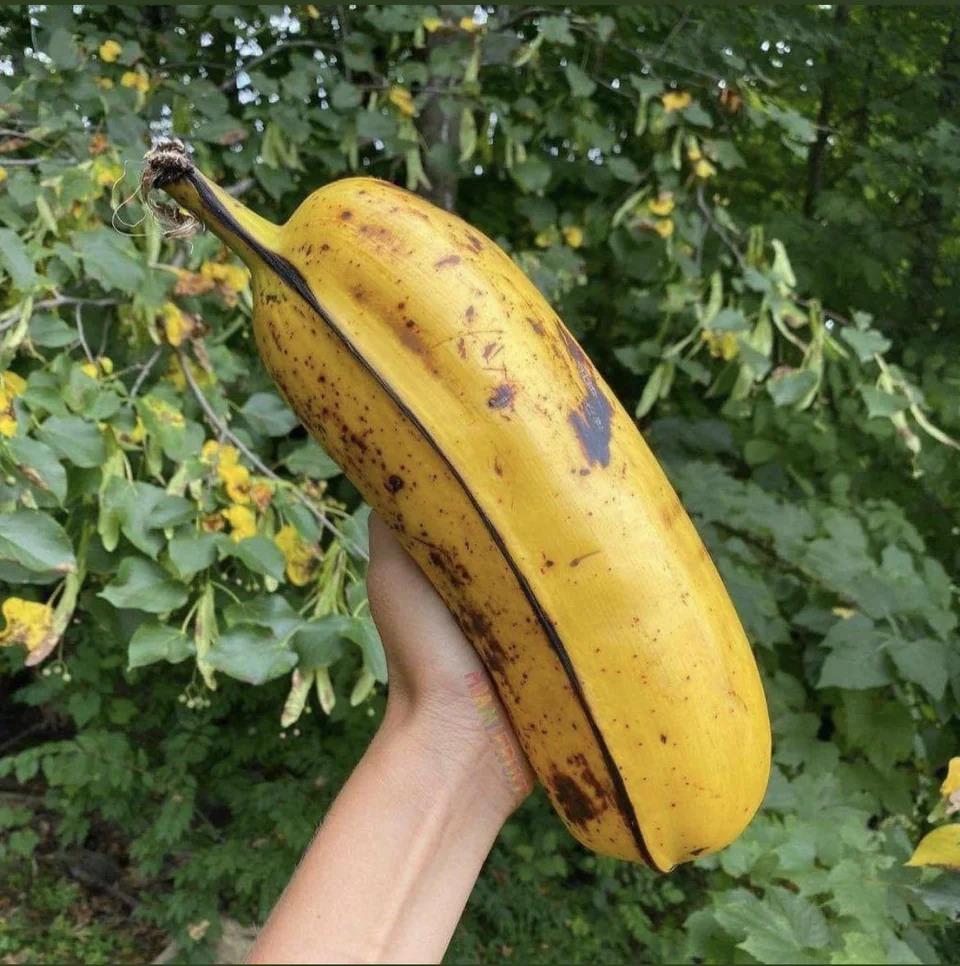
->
[144,140,771,870]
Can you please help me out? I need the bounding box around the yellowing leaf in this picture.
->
[96,77,114,90]
[99,39,121,63]
[422,16,443,32]
[0,597,57,663]
[0,167,7,185]
[662,91,692,113]
[562,225,584,249]
[649,193,675,217]
[907,824,960,869]
[388,86,416,118]
[304,4,320,18]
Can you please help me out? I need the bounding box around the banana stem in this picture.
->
[141,139,282,264]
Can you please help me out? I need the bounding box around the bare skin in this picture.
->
[246,514,533,965]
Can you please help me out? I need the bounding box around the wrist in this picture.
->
[381,674,533,823]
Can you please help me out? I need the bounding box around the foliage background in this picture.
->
[1,4,959,962]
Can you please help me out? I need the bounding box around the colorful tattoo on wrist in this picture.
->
[464,670,530,797]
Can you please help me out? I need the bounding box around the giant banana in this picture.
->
[144,140,770,870]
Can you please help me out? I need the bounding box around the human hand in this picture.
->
[366,513,534,815]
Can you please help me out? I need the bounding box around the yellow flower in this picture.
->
[99,40,122,63]
[654,219,674,239]
[200,440,222,465]
[81,362,98,379]
[459,16,481,33]
[649,193,675,217]
[0,597,56,658]
[694,159,717,179]
[275,525,317,586]
[661,91,692,113]
[388,86,416,118]
[96,77,114,90]
[224,504,257,542]
[562,225,584,249]
[0,371,26,397]
[422,16,443,32]
[121,70,150,94]
[702,330,739,361]
[0,167,7,185]
[161,302,192,347]
[219,461,252,505]
[0,412,16,438]
[687,143,703,162]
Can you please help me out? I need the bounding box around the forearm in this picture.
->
[246,701,517,964]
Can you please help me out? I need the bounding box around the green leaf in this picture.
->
[292,614,350,669]
[128,621,195,669]
[6,436,67,502]
[224,594,303,641]
[28,312,75,348]
[841,326,892,361]
[682,102,713,127]
[99,557,190,614]
[511,156,552,193]
[0,229,38,291]
[283,440,342,479]
[818,615,892,690]
[342,614,388,683]
[241,392,300,437]
[607,156,640,182]
[705,308,749,332]
[36,416,106,468]
[331,80,363,111]
[888,636,949,700]
[168,532,219,580]
[565,63,596,99]
[205,625,298,685]
[0,510,75,574]
[861,386,909,418]
[767,369,818,407]
[74,227,146,294]
[100,478,195,558]
[230,535,286,580]
[539,14,574,44]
